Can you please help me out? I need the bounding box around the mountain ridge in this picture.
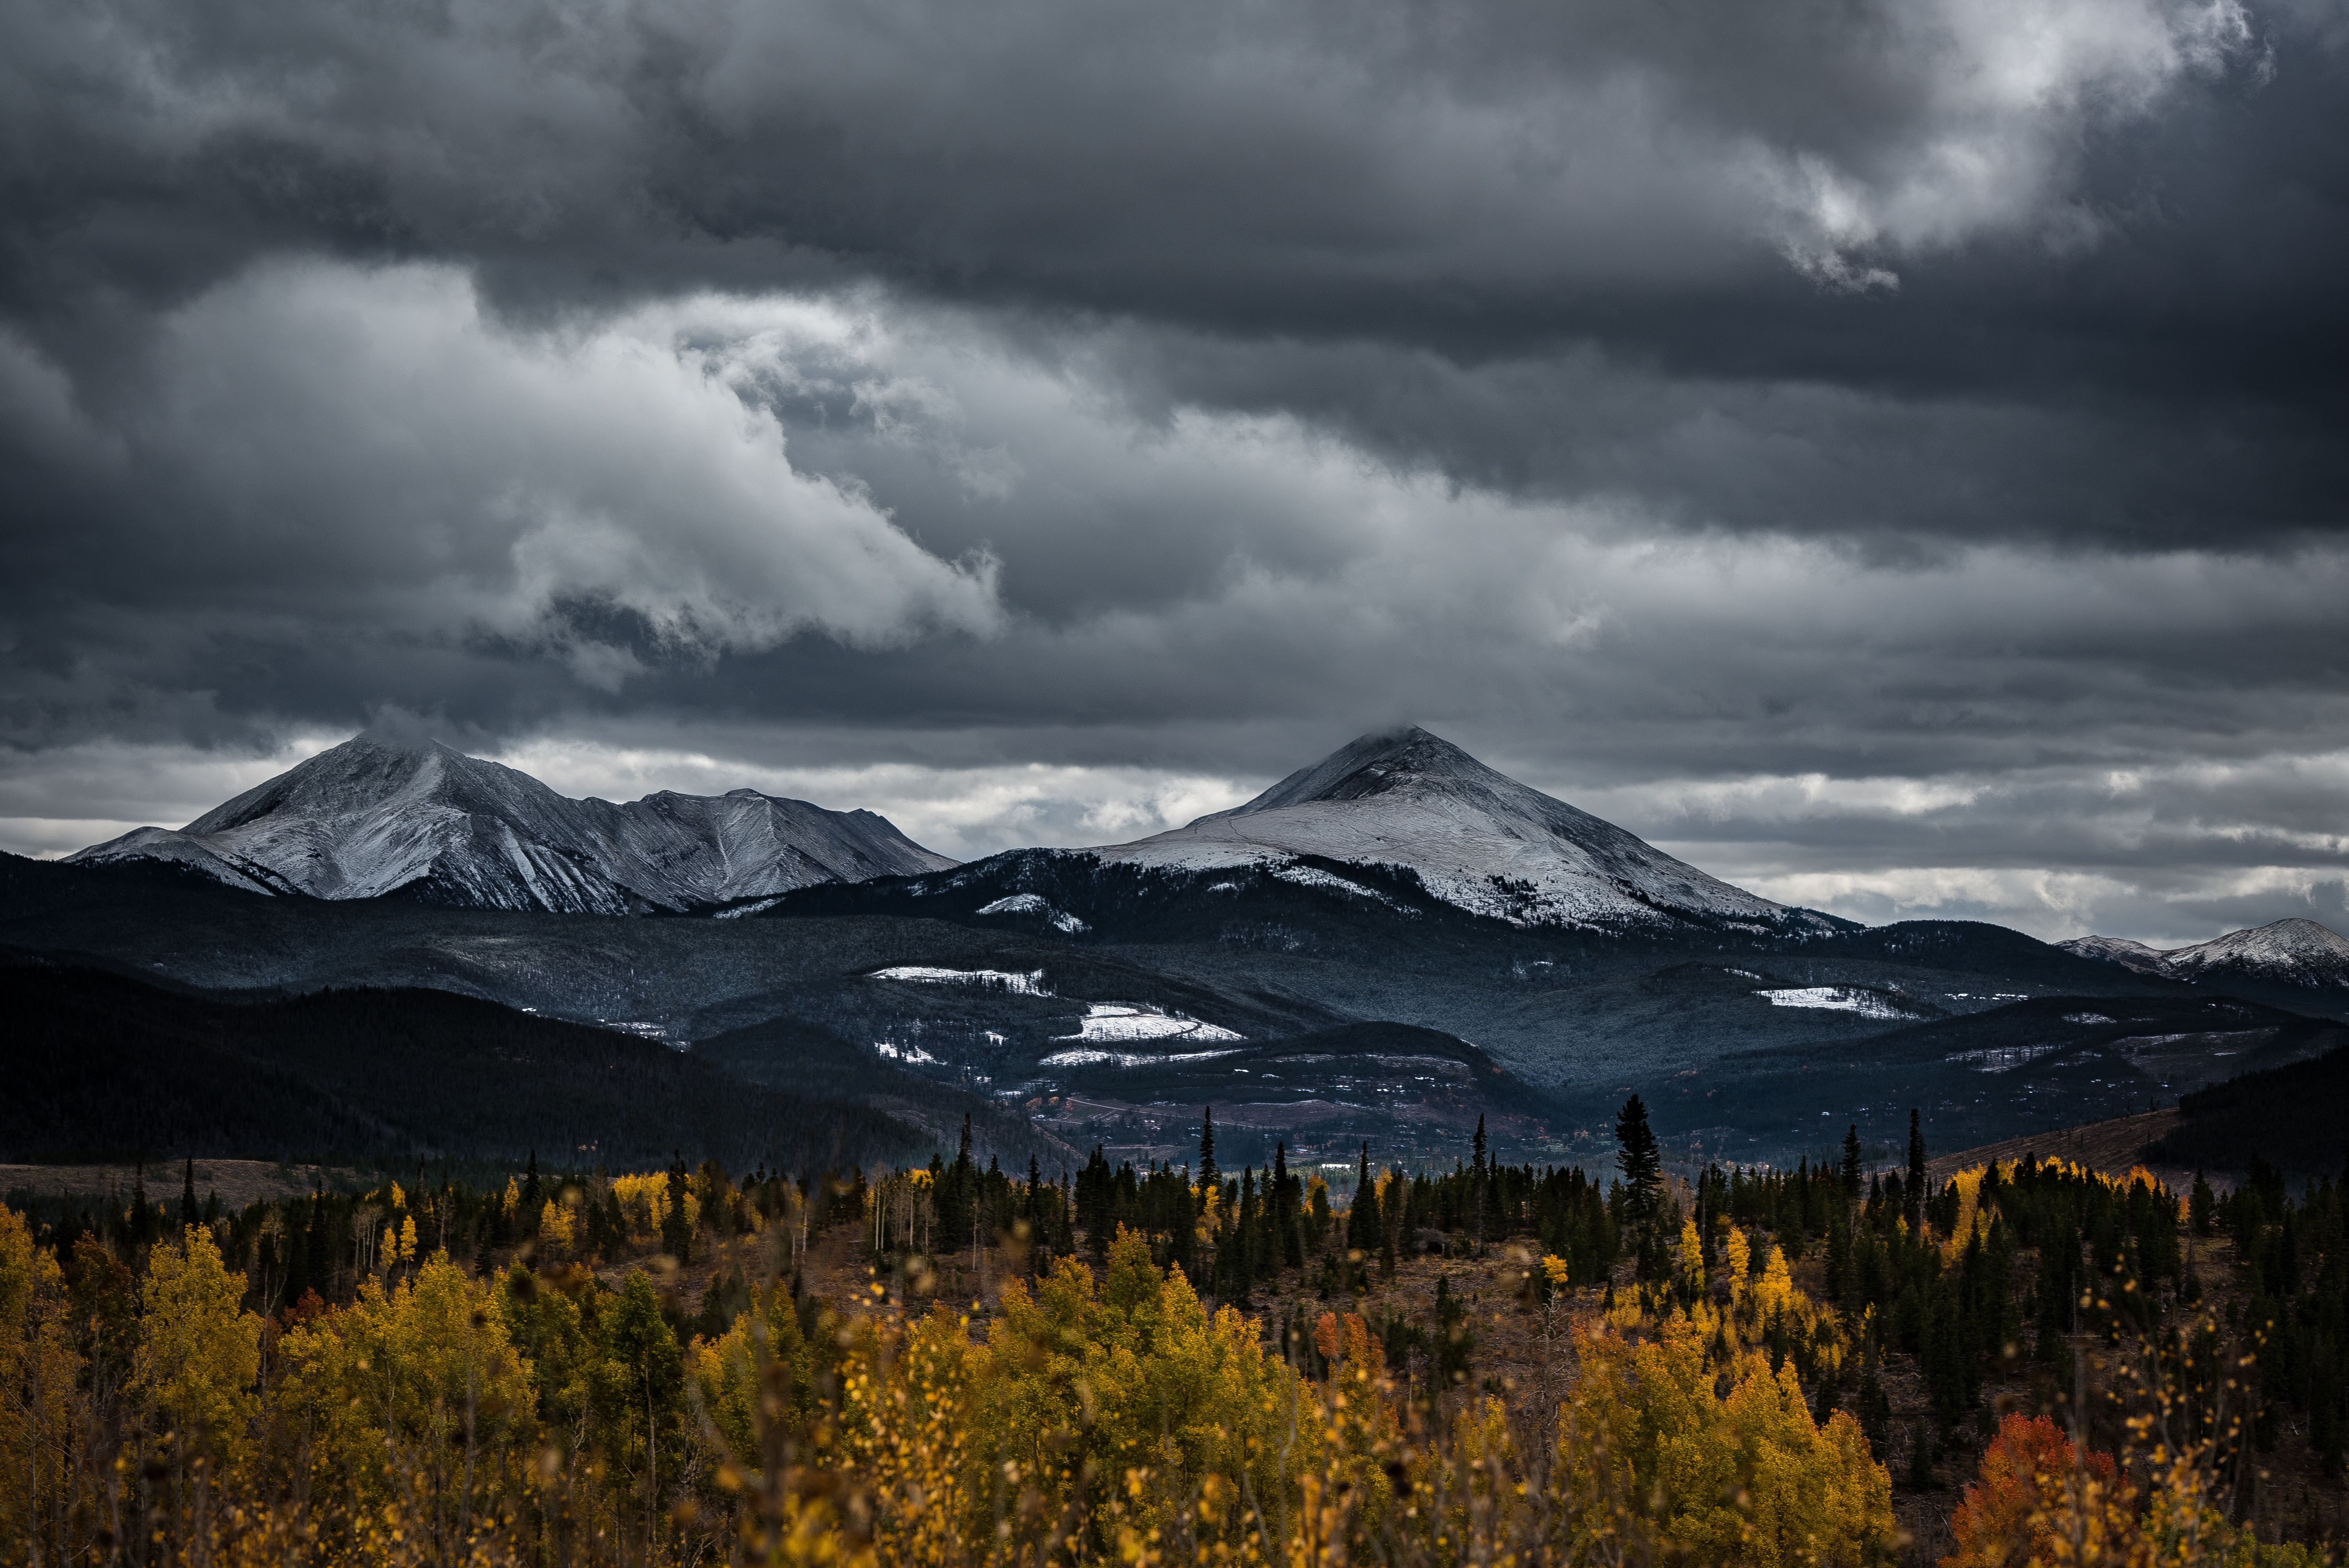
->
[2057,918,2349,992]
[68,732,955,914]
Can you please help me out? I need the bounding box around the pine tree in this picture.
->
[1198,1107,1219,1201]
[1472,1114,1489,1249]
[1346,1144,1380,1254]
[179,1158,198,1230]
[1907,1419,1935,1491]
[1615,1096,1662,1217]
[661,1151,695,1265]
[1905,1110,1927,1233]
[1272,1141,1303,1268]
[1841,1125,1864,1199]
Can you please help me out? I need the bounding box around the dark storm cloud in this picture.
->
[1,0,2345,946]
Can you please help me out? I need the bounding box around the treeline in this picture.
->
[1056,1114,1624,1307]
[8,1153,867,1340]
[0,960,921,1170]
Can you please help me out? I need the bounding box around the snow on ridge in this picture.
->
[1038,1046,1246,1069]
[713,896,785,919]
[1269,863,1415,913]
[975,893,1090,934]
[1055,1003,1244,1044]
[869,966,1051,995]
[1756,986,1917,1020]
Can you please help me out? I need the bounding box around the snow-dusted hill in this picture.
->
[67,733,955,913]
[1093,726,1841,934]
[2052,935,2174,977]
[2057,919,2349,991]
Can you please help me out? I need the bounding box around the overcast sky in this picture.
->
[3,0,2344,946]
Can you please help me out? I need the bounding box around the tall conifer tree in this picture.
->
[1904,1110,1927,1232]
[1346,1144,1379,1253]
[1614,1096,1662,1217]
[1472,1114,1489,1248]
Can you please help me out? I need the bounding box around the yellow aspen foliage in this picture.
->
[540,1197,574,1251]
[832,1303,984,1564]
[1541,1253,1573,1287]
[613,1169,668,1231]
[397,1213,418,1263]
[134,1224,262,1476]
[608,1170,704,1237]
[1416,1395,1519,1546]
[269,1253,536,1554]
[693,1283,819,1465]
[389,1180,405,1210]
[1561,1317,1893,1568]
[1939,1168,1997,1263]
[0,1208,81,1555]
[962,1227,1330,1552]
[1679,1215,1706,1280]
[501,1175,520,1216]
[1725,1222,1752,1281]
[1751,1243,1798,1316]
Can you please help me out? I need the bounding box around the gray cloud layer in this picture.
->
[1,0,2344,945]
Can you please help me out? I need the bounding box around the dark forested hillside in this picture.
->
[2150,1041,2349,1178]
[0,956,923,1170]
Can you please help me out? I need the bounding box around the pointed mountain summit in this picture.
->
[1096,725,1841,932]
[2059,918,2349,991]
[68,731,954,913]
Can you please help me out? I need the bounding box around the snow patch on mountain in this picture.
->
[976,893,1089,933]
[1269,864,1415,912]
[1056,1003,1246,1044]
[1038,1045,1246,1068]
[66,732,954,914]
[1756,986,1916,1019]
[1094,726,1840,934]
[869,966,1051,995]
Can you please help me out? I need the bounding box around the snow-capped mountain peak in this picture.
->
[1094,725,1840,933]
[67,732,955,913]
[2057,918,2349,991]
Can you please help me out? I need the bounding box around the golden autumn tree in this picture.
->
[1561,1317,1893,1568]
[0,1207,84,1560]
[134,1223,262,1482]
[270,1253,537,1558]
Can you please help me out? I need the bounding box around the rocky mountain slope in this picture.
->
[1090,726,1842,934]
[67,732,954,913]
[2058,918,2349,992]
